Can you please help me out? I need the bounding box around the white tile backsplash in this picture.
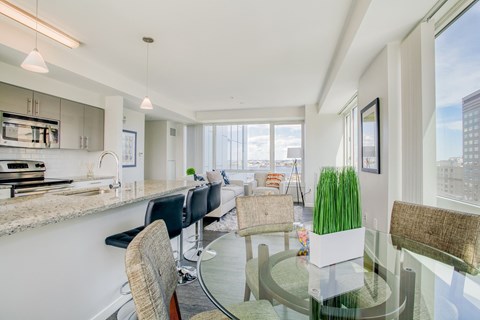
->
[0,147,108,178]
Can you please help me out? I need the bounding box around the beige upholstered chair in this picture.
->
[390,200,480,272]
[125,220,279,320]
[251,172,286,195]
[236,195,302,301]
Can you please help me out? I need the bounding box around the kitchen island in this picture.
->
[0,180,200,320]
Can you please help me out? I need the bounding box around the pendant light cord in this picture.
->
[35,0,39,49]
[145,42,149,97]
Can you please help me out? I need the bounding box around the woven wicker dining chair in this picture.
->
[125,220,279,320]
[235,194,298,301]
[390,200,480,272]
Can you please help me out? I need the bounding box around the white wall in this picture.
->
[304,105,344,207]
[186,124,205,174]
[196,106,304,123]
[145,120,185,180]
[122,108,145,183]
[357,43,402,232]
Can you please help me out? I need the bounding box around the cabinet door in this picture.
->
[0,82,33,115]
[60,100,84,149]
[84,105,104,151]
[33,92,60,120]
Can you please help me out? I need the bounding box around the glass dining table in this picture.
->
[197,227,480,319]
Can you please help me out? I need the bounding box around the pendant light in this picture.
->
[140,37,154,110]
[21,0,48,73]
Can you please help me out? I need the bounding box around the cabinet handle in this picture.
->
[27,98,32,114]
[84,136,88,149]
[34,100,39,115]
[80,136,84,149]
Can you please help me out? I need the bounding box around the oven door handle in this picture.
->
[14,184,71,195]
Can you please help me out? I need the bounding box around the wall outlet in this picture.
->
[363,214,367,223]
[373,218,378,230]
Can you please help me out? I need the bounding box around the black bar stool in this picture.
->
[105,193,189,319]
[184,182,221,262]
[182,185,209,262]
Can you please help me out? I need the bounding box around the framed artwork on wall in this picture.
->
[122,130,137,168]
[360,98,380,174]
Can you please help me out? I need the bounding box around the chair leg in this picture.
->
[243,283,251,301]
[170,292,182,320]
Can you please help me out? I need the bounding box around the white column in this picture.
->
[103,96,124,180]
[400,21,436,205]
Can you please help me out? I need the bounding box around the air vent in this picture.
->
[170,128,176,137]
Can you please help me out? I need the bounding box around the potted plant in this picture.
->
[186,167,196,181]
[310,167,365,268]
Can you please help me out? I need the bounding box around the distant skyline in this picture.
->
[436,1,480,161]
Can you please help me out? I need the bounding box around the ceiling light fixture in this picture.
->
[0,0,80,49]
[140,37,154,110]
[20,0,47,73]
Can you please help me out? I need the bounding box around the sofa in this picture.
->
[199,171,245,218]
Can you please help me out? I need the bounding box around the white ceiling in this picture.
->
[0,0,438,121]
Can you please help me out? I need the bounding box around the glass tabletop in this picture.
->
[198,228,480,320]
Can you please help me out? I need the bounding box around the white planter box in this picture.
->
[309,227,366,268]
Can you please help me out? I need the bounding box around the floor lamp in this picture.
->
[285,147,305,206]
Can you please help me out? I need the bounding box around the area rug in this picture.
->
[205,205,304,232]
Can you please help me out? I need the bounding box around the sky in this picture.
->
[435,1,480,160]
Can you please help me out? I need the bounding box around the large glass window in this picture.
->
[274,124,303,175]
[343,103,359,170]
[204,122,303,176]
[246,124,270,170]
[435,0,480,206]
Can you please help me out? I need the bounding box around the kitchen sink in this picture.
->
[58,188,112,196]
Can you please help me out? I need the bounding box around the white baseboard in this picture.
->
[90,295,131,320]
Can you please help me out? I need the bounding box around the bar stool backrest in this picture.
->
[207,181,222,213]
[184,185,209,227]
[145,193,185,240]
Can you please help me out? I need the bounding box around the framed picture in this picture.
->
[361,98,380,174]
[122,130,137,167]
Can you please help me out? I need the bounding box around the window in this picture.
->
[274,124,303,175]
[203,122,303,177]
[343,97,359,170]
[435,0,480,206]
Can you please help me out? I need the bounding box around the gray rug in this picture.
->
[205,205,304,232]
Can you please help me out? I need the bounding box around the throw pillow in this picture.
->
[220,170,230,185]
[265,173,285,189]
[206,170,224,185]
[194,173,205,181]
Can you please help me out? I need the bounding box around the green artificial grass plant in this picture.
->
[313,167,362,235]
[186,167,196,175]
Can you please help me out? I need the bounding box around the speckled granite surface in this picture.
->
[0,180,201,238]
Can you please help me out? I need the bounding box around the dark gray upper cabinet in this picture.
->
[60,99,104,151]
[0,82,60,119]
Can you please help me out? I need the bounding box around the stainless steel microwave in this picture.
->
[0,111,60,148]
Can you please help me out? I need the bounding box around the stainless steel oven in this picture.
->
[0,160,72,197]
[0,111,60,148]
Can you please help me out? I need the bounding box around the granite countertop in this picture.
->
[0,180,201,238]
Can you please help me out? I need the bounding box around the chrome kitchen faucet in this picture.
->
[98,151,121,191]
